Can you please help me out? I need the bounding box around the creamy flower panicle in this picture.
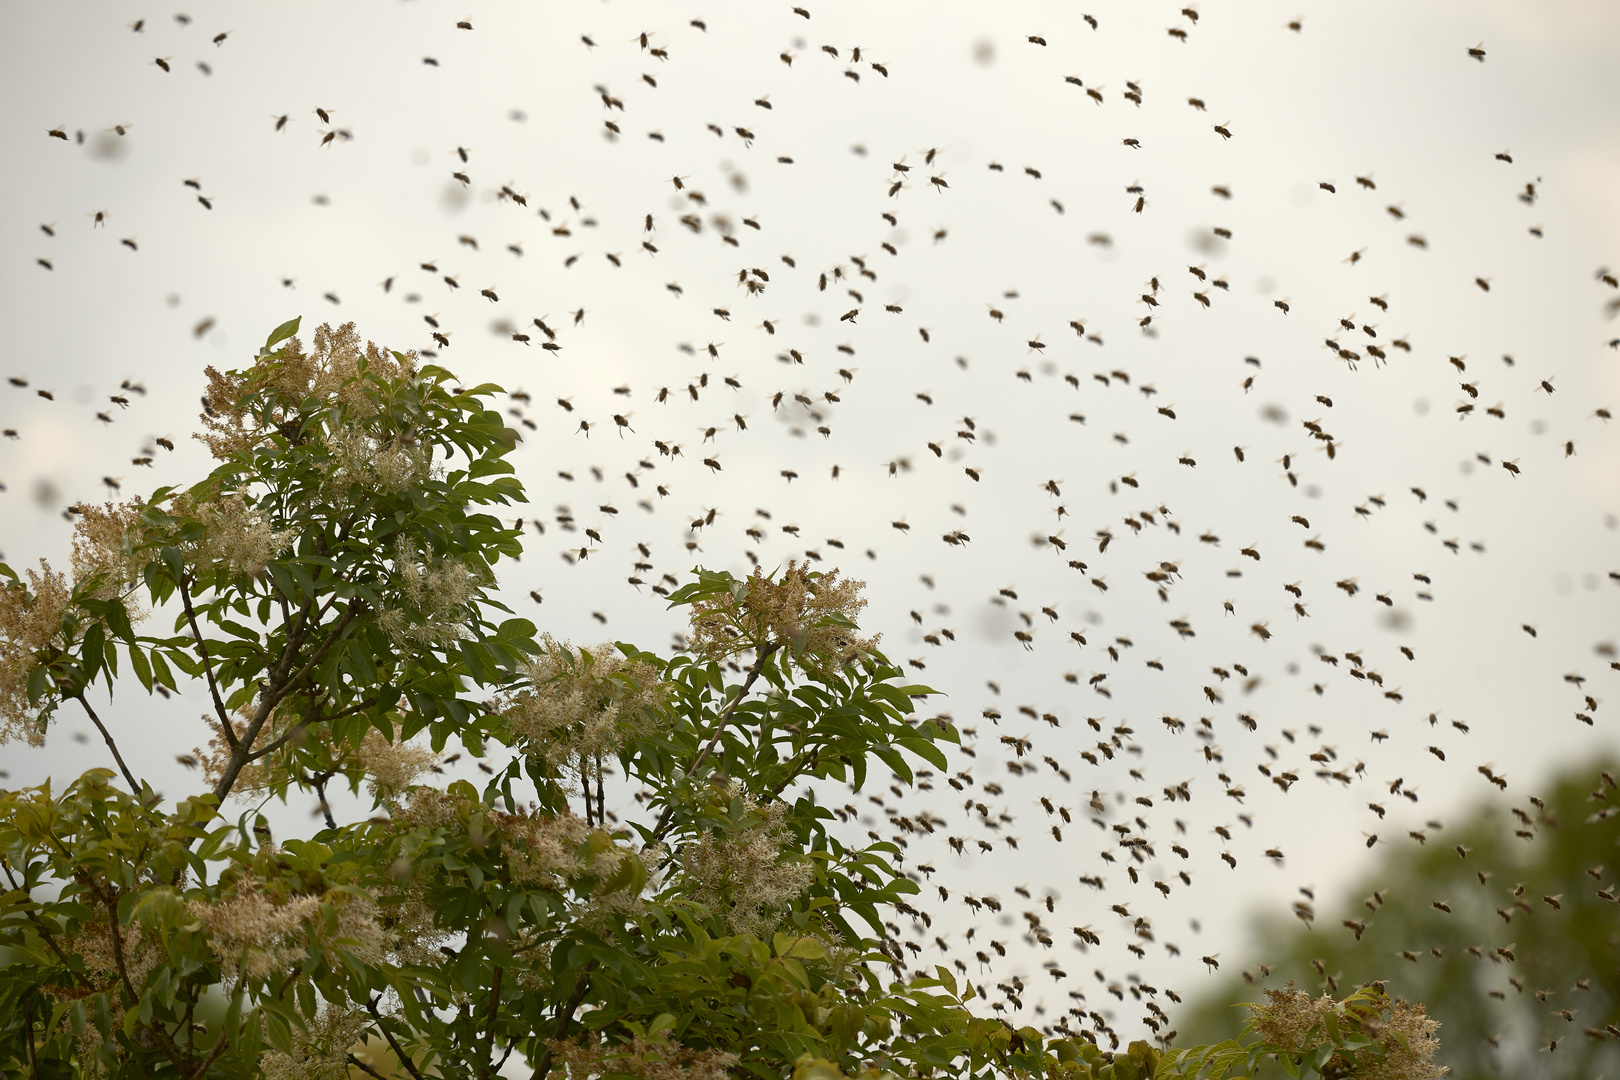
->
[376,537,483,650]
[498,636,668,777]
[683,796,814,937]
[69,500,150,596]
[258,1004,371,1080]
[0,562,72,745]
[185,863,388,983]
[197,322,419,462]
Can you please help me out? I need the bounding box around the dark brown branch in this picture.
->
[594,754,605,825]
[178,575,237,750]
[98,889,188,1072]
[312,774,338,830]
[74,695,141,794]
[769,748,821,800]
[479,966,504,1080]
[526,962,597,1080]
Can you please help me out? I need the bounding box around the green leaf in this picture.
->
[149,648,177,691]
[128,643,153,692]
[264,316,302,352]
[81,621,106,682]
[773,932,827,960]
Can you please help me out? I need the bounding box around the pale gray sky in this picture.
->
[3,0,1619,1044]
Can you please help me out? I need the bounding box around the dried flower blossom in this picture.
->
[187,866,387,982]
[498,637,667,778]
[355,727,440,801]
[69,499,151,596]
[44,912,163,1007]
[44,912,168,1076]
[0,562,72,745]
[1249,984,1446,1080]
[193,703,287,798]
[682,796,813,936]
[259,1003,371,1080]
[198,322,419,461]
[685,562,878,669]
[550,1034,738,1080]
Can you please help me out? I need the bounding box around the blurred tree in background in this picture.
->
[1179,760,1620,1079]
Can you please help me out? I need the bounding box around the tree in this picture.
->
[1177,760,1620,1079]
[0,321,1432,1080]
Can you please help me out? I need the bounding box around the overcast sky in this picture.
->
[3,0,1619,1044]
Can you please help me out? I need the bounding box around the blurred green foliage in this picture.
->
[1179,760,1620,1079]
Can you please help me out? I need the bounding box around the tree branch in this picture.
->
[1,862,91,987]
[178,574,237,751]
[526,962,597,1080]
[313,775,337,830]
[23,997,38,1080]
[96,887,189,1072]
[74,695,141,793]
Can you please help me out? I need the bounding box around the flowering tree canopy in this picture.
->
[0,322,1440,1080]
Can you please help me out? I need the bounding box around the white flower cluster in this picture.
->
[498,636,667,778]
[376,537,482,649]
[681,797,814,937]
[186,868,388,983]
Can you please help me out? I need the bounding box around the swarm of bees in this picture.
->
[8,0,1620,1063]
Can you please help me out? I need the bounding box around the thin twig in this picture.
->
[74,695,140,794]
[365,996,429,1080]
[212,603,360,805]
[24,997,38,1080]
[595,753,605,824]
[185,1026,229,1080]
[178,574,237,750]
[769,748,821,800]
[347,1054,395,1080]
[648,644,777,845]
[312,775,338,830]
